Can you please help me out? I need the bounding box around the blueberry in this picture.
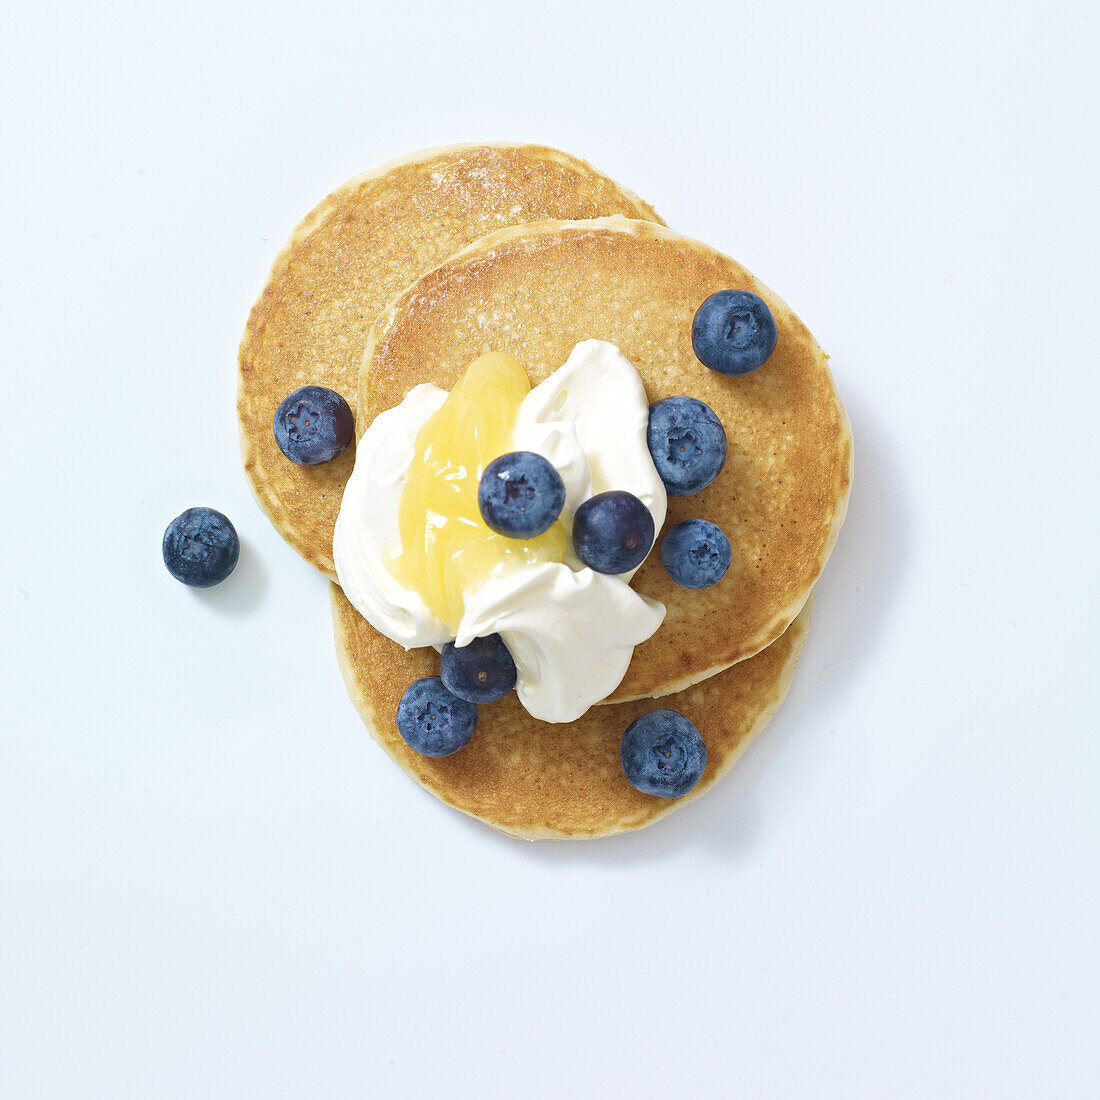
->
[395,677,478,757]
[691,289,778,376]
[647,396,727,497]
[272,385,354,466]
[660,519,732,589]
[478,451,565,538]
[162,507,240,587]
[620,709,708,798]
[440,634,517,704]
[572,491,654,575]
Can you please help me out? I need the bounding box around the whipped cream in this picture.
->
[334,340,667,722]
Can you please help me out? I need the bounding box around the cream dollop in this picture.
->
[334,340,667,722]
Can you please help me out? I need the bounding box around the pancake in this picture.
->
[332,585,810,840]
[361,218,852,701]
[237,144,662,576]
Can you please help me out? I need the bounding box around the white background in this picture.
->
[2,1,1097,1096]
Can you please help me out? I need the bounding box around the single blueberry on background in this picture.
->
[478,451,566,538]
[646,396,727,497]
[572,491,655,575]
[691,289,778,376]
[272,385,355,466]
[620,709,708,798]
[395,677,478,757]
[660,519,732,589]
[162,507,240,587]
[440,634,518,704]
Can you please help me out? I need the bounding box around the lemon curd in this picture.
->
[386,353,567,633]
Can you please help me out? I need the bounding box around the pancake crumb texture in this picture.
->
[333,584,810,839]
[239,145,663,576]
[364,219,851,699]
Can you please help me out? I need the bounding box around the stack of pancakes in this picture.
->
[238,143,852,840]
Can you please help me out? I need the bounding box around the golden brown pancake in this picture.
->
[332,585,810,840]
[238,144,662,576]
[361,218,852,701]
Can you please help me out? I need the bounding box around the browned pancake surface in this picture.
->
[362,219,851,700]
[332,586,809,839]
[238,144,662,575]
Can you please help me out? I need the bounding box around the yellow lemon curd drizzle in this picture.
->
[386,352,567,633]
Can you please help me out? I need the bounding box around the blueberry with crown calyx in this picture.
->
[395,677,478,757]
[162,507,240,587]
[441,634,517,704]
[647,396,727,497]
[572,490,654,575]
[691,289,778,376]
[620,710,707,798]
[478,451,565,538]
[273,385,354,466]
[660,519,732,589]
